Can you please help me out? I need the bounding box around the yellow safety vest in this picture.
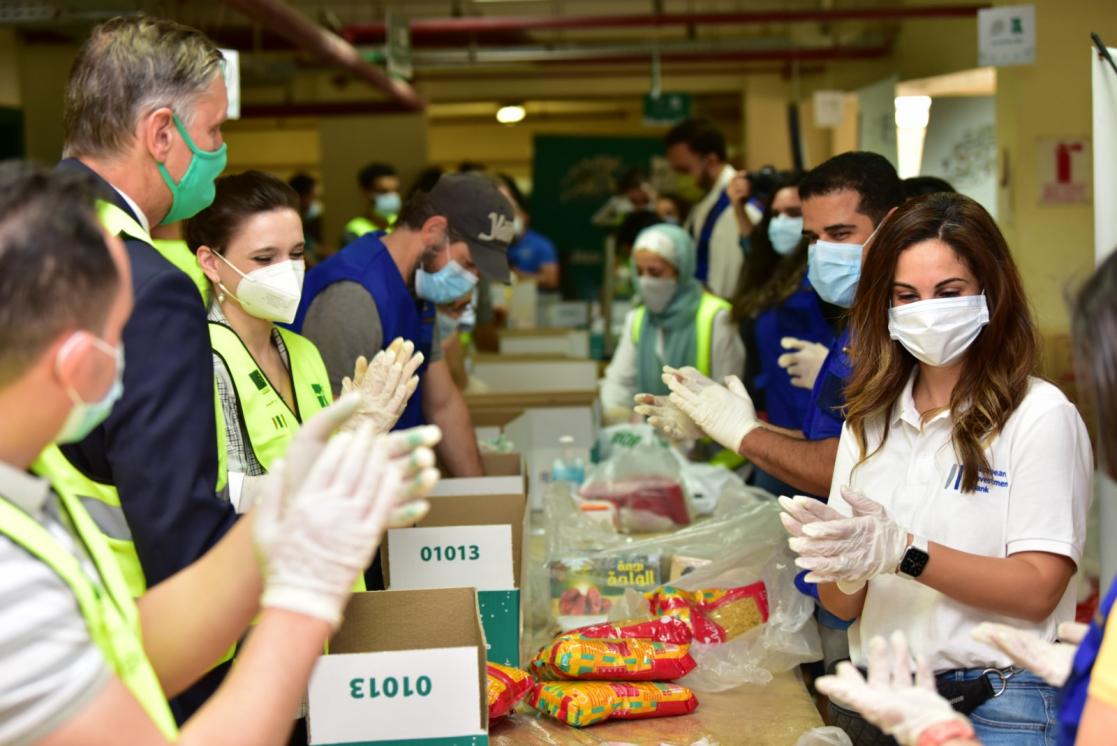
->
[209,321,366,594]
[32,200,229,601]
[0,491,177,738]
[208,322,332,471]
[344,213,396,241]
[152,238,210,303]
[632,292,744,469]
[631,292,730,377]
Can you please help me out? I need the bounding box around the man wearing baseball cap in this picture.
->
[294,172,514,478]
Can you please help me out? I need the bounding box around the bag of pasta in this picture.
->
[531,636,696,682]
[646,582,769,644]
[486,662,533,720]
[530,681,698,727]
[563,615,694,645]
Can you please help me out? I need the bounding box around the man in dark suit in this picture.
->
[48,16,237,721]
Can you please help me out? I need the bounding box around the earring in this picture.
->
[217,290,226,303]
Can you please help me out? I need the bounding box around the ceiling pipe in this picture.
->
[222,0,425,111]
[341,5,988,43]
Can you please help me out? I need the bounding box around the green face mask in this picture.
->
[157,114,227,225]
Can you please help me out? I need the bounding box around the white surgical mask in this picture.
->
[888,294,990,367]
[638,276,678,314]
[56,336,125,444]
[217,252,305,324]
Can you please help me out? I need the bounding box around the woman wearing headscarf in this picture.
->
[600,223,744,426]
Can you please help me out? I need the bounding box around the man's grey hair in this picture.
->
[63,15,224,159]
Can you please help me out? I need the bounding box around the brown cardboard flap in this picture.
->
[383,482,527,590]
[480,452,523,477]
[328,588,488,730]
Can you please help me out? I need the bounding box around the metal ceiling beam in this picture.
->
[222,0,425,111]
[341,4,988,43]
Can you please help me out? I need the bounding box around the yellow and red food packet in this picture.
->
[486,662,533,720]
[646,582,769,644]
[531,636,696,682]
[562,616,694,645]
[530,681,698,727]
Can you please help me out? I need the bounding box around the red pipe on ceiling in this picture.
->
[222,0,425,111]
[341,4,988,43]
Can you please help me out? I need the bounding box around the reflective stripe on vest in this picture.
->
[33,201,230,603]
[208,322,332,471]
[630,292,731,377]
[0,493,177,738]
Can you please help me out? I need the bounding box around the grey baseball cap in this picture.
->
[428,172,515,283]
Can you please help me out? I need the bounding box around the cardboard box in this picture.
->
[384,474,528,668]
[471,359,597,392]
[307,588,489,746]
[497,328,590,357]
[503,407,596,511]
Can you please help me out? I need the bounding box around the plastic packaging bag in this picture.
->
[530,681,698,727]
[486,662,533,720]
[531,636,696,681]
[603,498,822,692]
[795,726,854,746]
[647,582,769,643]
[578,443,694,532]
[564,616,694,645]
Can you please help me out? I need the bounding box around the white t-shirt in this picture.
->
[829,375,1092,672]
[599,306,745,412]
[684,165,742,300]
[0,461,110,746]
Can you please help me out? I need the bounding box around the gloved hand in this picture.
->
[779,495,866,595]
[341,338,424,434]
[789,487,909,585]
[253,425,407,628]
[633,393,704,441]
[278,395,441,528]
[816,632,975,746]
[778,337,830,390]
[662,366,761,452]
[971,621,1089,687]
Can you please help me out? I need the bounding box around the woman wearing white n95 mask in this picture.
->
[186,171,428,515]
[598,222,744,426]
[780,192,1091,745]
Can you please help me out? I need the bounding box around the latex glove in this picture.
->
[633,393,704,441]
[779,495,866,595]
[341,338,424,434]
[254,425,405,628]
[789,487,909,585]
[662,366,761,452]
[280,395,441,528]
[971,621,1088,687]
[778,337,829,391]
[816,632,974,746]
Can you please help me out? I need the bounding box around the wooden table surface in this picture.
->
[490,670,824,746]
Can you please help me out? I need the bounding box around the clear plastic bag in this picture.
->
[795,726,854,746]
[603,500,822,692]
[577,443,695,533]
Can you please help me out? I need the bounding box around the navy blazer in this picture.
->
[55,159,238,587]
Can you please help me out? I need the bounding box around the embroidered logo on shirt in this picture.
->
[311,383,329,408]
[944,464,1009,493]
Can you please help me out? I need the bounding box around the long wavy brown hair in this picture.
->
[844,192,1038,493]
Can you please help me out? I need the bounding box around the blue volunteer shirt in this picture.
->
[1057,580,1117,744]
[802,328,852,441]
[508,228,557,275]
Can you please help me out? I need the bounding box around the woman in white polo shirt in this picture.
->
[783,191,1091,745]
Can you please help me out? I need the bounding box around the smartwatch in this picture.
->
[898,535,930,579]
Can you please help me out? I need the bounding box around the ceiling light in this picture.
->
[496,105,526,124]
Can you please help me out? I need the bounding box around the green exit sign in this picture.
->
[643,91,691,126]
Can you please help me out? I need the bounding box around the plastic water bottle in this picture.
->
[551,435,585,485]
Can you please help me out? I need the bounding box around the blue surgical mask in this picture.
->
[768,215,804,256]
[375,191,401,217]
[808,240,864,308]
[416,259,479,304]
[57,337,125,444]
